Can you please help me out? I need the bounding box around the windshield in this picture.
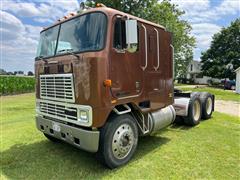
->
[36,12,107,59]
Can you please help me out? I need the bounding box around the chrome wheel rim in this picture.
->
[206,97,212,115]
[193,100,201,121]
[112,123,134,160]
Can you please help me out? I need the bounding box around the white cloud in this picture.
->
[172,0,210,12]
[0,10,39,72]
[1,0,80,72]
[49,0,79,11]
[191,23,222,47]
[191,23,221,58]
[216,0,240,15]
[1,1,41,17]
[172,0,240,23]
[33,17,54,23]
[2,0,79,21]
[192,23,221,34]
[24,25,43,40]
[0,11,25,40]
[171,0,239,60]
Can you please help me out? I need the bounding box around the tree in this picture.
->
[86,0,158,17]
[86,0,195,78]
[28,71,34,76]
[201,19,240,80]
[0,69,7,75]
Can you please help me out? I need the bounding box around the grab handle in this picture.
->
[154,28,159,71]
[141,24,148,71]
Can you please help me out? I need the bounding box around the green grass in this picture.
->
[174,83,187,86]
[0,76,35,95]
[177,86,240,102]
[1,93,240,179]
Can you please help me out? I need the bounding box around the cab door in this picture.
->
[109,16,143,99]
[143,25,168,109]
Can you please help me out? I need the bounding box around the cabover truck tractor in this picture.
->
[35,4,214,169]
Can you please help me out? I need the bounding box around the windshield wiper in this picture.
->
[35,55,44,60]
[57,49,80,59]
[35,55,48,63]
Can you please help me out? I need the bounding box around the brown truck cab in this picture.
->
[35,4,214,169]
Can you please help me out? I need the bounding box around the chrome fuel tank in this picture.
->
[149,105,176,134]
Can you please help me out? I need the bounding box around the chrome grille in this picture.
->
[39,100,78,121]
[40,74,75,102]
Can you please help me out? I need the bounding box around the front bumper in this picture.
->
[36,116,99,152]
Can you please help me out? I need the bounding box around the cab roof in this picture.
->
[41,7,166,33]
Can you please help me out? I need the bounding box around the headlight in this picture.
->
[78,110,88,122]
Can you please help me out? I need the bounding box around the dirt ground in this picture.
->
[215,100,240,117]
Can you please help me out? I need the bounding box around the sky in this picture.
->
[0,0,239,73]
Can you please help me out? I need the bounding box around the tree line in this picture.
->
[0,69,34,76]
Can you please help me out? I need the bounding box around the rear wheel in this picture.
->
[97,114,138,169]
[200,93,214,120]
[184,95,202,126]
[231,85,235,90]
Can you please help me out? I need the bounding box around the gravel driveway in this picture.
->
[215,100,240,117]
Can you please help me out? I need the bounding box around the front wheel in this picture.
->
[97,114,138,169]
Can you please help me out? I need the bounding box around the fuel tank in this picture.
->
[149,105,176,134]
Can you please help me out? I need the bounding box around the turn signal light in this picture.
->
[103,79,112,87]
[63,64,72,73]
[69,12,76,16]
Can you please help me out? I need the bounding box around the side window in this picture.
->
[113,18,126,49]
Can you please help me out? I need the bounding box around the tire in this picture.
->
[184,95,202,126]
[174,116,184,125]
[97,114,138,169]
[44,133,60,142]
[200,92,214,120]
[191,92,201,97]
[231,85,236,90]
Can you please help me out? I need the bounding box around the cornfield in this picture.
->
[0,76,35,95]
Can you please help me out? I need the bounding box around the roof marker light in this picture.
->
[96,3,106,7]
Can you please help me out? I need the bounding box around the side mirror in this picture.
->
[125,19,138,53]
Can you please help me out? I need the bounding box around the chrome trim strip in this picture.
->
[36,99,92,127]
[154,28,160,71]
[117,94,140,100]
[141,24,148,71]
